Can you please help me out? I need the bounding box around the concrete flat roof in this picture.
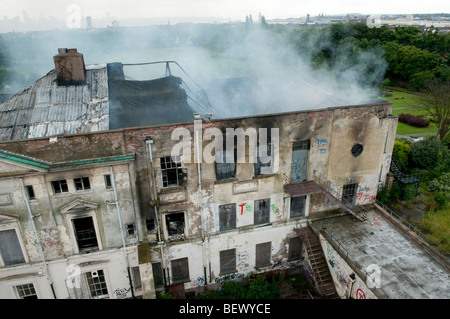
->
[310,209,450,299]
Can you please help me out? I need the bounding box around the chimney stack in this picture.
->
[53,48,86,86]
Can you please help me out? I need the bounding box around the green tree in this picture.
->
[423,79,450,141]
[393,140,411,168]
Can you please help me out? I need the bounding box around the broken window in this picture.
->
[219,204,236,231]
[73,216,99,252]
[342,183,358,206]
[161,156,183,188]
[255,242,271,267]
[51,180,68,194]
[254,143,272,175]
[220,248,236,274]
[215,148,236,180]
[146,219,155,232]
[15,283,37,299]
[165,213,185,237]
[0,229,26,266]
[288,237,303,261]
[86,270,108,298]
[290,196,306,219]
[171,257,190,283]
[152,262,164,288]
[126,223,135,236]
[104,174,112,188]
[293,140,310,151]
[25,185,36,200]
[254,199,270,225]
[74,177,91,191]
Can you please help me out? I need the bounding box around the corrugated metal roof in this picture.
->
[0,64,109,141]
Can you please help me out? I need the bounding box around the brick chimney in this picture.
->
[53,48,86,86]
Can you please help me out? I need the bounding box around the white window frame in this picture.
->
[0,219,29,267]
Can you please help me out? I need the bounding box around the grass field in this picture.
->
[382,89,426,108]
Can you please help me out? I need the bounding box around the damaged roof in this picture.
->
[0,62,195,142]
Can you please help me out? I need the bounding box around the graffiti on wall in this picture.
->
[317,138,328,154]
[326,243,351,291]
[214,272,245,284]
[190,276,205,288]
[356,192,376,202]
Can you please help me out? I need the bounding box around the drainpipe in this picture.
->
[20,178,56,299]
[195,126,208,290]
[109,166,135,299]
[145,138,162,243]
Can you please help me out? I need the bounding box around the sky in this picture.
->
[1,0,449,22]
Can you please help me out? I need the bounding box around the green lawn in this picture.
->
[391,107,429,116]
[396,122,438,136]
[382,89,426,108]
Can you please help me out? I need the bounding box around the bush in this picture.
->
[434,192,449,208]
[393,140,411,168]
[398,113,430,127]
[410,139,450,169]
[428,172,450,193]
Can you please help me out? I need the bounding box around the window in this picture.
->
[165,213,185,237]
[0,229,26,266]
[86,270,108,298]
[51,180,68,194]
[15,283,37,299]
[152,262,164,288]
[290,196,306,219]
[73,216,99,252]
[220,249,236,274]
[126,223,135,236]
[161,156,183,188]
[384,133,389,153]
[171,258,190,283]
[255,242,271,267]
[288,237,303,261]
[219,204,236,231]
[104,174,112,188]
[215,148,236,180]
[254,199,270,225]
[254,143,272,175]
[342,183,358,206]
[351,144,364,157]
[25,185,36,200]
[293,140,310,151]
[146,219,155,232]
[74,177,91,191]
[131,266,142,290]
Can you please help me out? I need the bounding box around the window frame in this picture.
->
[0,224,28,267]
[25,185,36,200]
[85,269,109,299]
[14,283,38,299]
[165,212,185,238]
[171,257,190,284]
[74,177,91,191]
[288,237,303,261]
[219,203,237,232]
[51,179,69,195]
[254,198,270,225]
[215,148,236,181]
[255,242,272,268]
[219,248,236,275]
[254,143,272,176]
[160,155,183,188]
[290,196,306,219]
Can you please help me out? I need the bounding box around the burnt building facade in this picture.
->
[0,49,400,299]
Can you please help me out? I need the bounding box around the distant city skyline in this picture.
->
[0,0,449,33]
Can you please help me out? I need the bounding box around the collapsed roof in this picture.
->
[0,49,195,142]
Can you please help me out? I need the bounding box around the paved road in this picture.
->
[392,104,427,110]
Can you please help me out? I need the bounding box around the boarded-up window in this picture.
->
[254,199,270,225]
[255,242,271,267]
[131,266,142,290]
[290,196,306,219]
[254,143,272,175]
[0,229,25,266]
[152,262,164,288]
[288,237,303,261]
[220,249,236,274]
[171,258,190,283]
[215,149,236,180]
[219,204,236,231]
